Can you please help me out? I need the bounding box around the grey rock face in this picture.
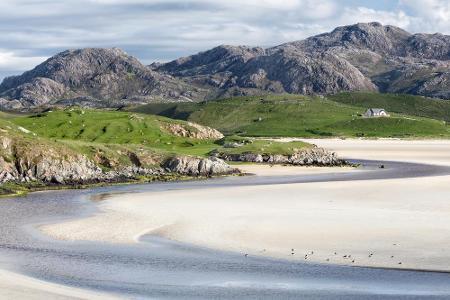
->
[0,48,209,108]
[1,77,67,106]
[0,152,165,185]
[0,98,24,110]
[0,147,103,184]
[161,45,266,77]
[163,156,239,176]
[280,22,411,56]
[157,43,376,96]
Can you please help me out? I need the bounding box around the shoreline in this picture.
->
[0,148,352,198]
[0,173,227,198]
[39,157,450,272]
[40,176,450,273]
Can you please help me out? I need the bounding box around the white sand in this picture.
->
[40,139,450,272]
[292,138,450,166]
[0,269,120,300]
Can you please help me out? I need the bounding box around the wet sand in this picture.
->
[0,269,119,300]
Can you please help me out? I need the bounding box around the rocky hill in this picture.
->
[0,48,210,110]
[156,22,450,99]
[2,23,450,109]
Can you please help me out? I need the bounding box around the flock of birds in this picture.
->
[244,244,403,266]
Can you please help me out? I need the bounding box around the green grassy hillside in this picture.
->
[132,94,450,138]
[329,92,450,122]
[12,109,219,156]
[11,108,312,159]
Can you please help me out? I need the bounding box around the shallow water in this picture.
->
[1,160,450,299]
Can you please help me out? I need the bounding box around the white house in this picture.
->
[364,108,390,118]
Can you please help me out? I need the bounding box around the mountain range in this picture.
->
[2,22,450,109]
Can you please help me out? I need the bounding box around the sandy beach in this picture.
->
[40,139,450,272]
[297,138,450,166]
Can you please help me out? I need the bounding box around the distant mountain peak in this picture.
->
[0,47,209,109]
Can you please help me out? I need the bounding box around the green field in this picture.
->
[329,92,450,122]
[217,136,312,156]
[132,94,450,138]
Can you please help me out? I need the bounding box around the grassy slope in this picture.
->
[219,141,312,156]
[217,136,312,156]
[0,116,87,195]
[12,109,218,157]
[329,92,450,122]
[132,94,450,138]
[11,108,311,160]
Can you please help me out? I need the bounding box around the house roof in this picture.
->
[366,108,386,114]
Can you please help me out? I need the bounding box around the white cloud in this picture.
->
[339,7,413,30]
[0,50,47,71]
[400,0,450,33]
[0,0,449,81]
[401,0,450,20]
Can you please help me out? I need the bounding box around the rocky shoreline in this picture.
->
[0,155,240,196]
[0,133,343,196]
[0,154,238,185]
[215,147,346,166]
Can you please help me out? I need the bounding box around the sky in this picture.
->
[1,0,450,81]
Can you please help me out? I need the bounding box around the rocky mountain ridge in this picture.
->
[157,22,450,99]
[2,22,450,109]
[0,48,210,110]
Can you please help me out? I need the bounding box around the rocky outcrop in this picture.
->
[0,132,236,186]
[163,156,239,176]
[0,134,164,184]
[160,121,224,140]
[216,147,345,166]
[0,135,101,184]
[1,77,67,107]
[0,98,24,110]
